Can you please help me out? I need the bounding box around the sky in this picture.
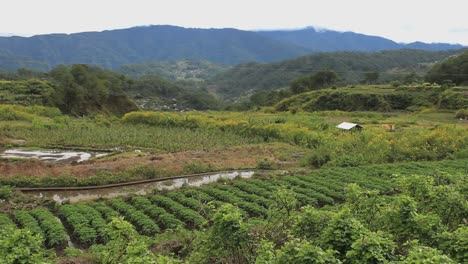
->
[1,0,467,45]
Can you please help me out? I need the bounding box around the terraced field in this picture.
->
[1,158,465,249]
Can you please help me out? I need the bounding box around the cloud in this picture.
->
[449,28,468,33]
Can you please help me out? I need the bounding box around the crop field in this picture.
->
[0,104,467,263]
[0,158,465,249]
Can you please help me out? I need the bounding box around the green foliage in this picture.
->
[455,108,468,119]
[150,195,206,228]
[129,196,183,230]
[320,210,367,258]
[0,65,138,116]
[30,208,68,248]
[108,199,160,236]
[124,74,220,111]
[0,227,55,264]
[182,162,212,174]
[0,213,16,230]
[256,159,273,170]
[400,245,456,263]
[59,204,110,245]
[120,59,228,81]
[188,204,250,263]
[0,185,12,200]
[0,25,309,70]
[274,85,465,112]
[49,64,138,116]
[256,239,341,264]
[2,118,262,159]
[292,206,334,241]
[2,159,467,262]
[14,211,44,238]
[345,231,395,263]
[363,71,380,84]
[0,79,56,106]
[438,226,468,263]
[290,70,338,94]
[210,49,461,98]
[90,217,157,264]
[426,50,468,85]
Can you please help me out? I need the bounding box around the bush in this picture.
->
[0,185,13,200]
[256,159,273,170]
[455,109,468,119]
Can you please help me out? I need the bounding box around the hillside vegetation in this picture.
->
[0,64,224,114]
[258,27,464,51]
[426,50,468,85]
[0,64,138,116]
[1,26,468,264]
[209,49,463,98]
[0,25,464,72]
[0,25,309,70]
[119,59,229,81]
[273,85,468,112]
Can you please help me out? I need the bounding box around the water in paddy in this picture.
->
[0,148,109,163]
[30,171,255,203]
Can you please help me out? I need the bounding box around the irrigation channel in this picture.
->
[18,170,256,203]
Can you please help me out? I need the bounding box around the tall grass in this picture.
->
[4,123,264,152]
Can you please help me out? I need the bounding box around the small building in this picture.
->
[336,122,363,131]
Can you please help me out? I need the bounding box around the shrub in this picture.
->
[256,159,273,170]
[0,185,13,200]
[455,109,468,119]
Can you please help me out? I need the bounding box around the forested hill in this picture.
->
[119,59,229,81]
[0,26,309,70]
[0,25,464,71]
[257,27,465,52]
[208,49,465,98]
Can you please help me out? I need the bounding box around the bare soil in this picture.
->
[0,143,304,179]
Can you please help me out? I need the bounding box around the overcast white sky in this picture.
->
[1,0,467,44]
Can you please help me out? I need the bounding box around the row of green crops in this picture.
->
[1,159,466,248]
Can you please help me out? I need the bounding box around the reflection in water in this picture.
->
[0,149,109,163]
[33,171,255,204]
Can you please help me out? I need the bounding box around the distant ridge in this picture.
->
[0,25,464,71]
[257,27,464,52]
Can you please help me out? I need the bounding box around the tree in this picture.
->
[90,217,157,264]
[320,209,367,258]
[346,231,395,263]
[400,245,456,264]
[363,71,379,84]
[292,206,334,241]
[290,70,338,94]
[188,204,251,263]
[425,50,468,85]
[255,239,340,264]
[438,226,468,263]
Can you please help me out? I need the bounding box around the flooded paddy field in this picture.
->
[0,148,110,164]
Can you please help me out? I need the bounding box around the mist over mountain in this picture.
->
[0,25,464,71]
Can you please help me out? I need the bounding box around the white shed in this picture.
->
[336,122,363,131]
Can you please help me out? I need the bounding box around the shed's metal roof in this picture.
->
[336,122,362,130]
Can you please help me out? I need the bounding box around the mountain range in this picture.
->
[0,25,464,71]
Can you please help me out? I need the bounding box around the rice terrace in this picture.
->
[0,2,467,263]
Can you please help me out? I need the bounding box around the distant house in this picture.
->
[336,122,363,131]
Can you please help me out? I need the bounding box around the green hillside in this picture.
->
[119,59,229,81]
[274,85,468,112]
[209,49,464,98]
